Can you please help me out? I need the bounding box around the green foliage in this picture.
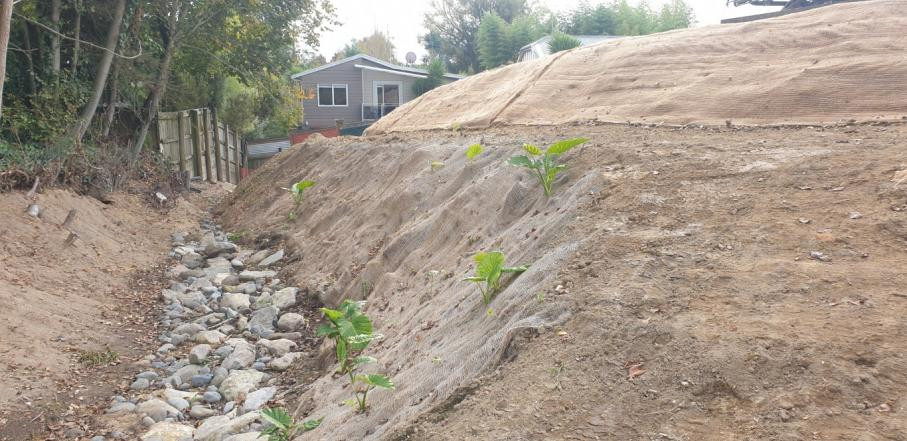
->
[548,32,582,54]
[317,300,393,412]
[466,144,483,161]
[259,407,321,441]
[285,179,315,219]
[509,138,588,196]
[412,59,447,97]
[422,0,532,73]
[478,13,511,70]
[558,0,694,36]
[335,31,397,63]
[77,349,119,366]
[463,251,529,305]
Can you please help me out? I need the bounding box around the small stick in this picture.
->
[26,177,40,200]
[61,209,77,229]
[63,232,79,247]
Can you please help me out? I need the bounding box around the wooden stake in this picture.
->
[26,177,39,199]
[61,209,77,229]
[63,232,79,247]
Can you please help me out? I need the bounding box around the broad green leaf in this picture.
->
[315,324,336,337]
[320,308,342,322]
[350,313,373,336]
[339,299,365,316]
[501,265,528,273]
[546,167,559,184]
[348,333,383,345]
[523,143,543,155]
[259,407,291,430]
[292,180,316,194]
[353,356,377,366]
[337,319,357,340]
[466,144,483,160]
[475,251,504,280]
[362,374,395,389]
[301,418,323,431]
[508,155,534,168]
[546,137,588,155]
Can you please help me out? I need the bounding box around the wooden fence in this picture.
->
[156,108,243,184]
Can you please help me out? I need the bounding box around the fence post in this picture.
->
[204,109,221,182]
[210,108,223,182]
[233,128,241,183]
[188,110,204,180]
[175,113,188,175]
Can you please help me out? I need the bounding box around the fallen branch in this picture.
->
[61,209,77,229]
[63,232,79,247]
[26,177,39,199]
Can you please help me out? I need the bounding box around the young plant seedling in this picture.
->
[430,160,445,171]
[259,407,321,441]
[283,179,316,219]
[466,143,483,161]
[317,300,394,413]
[509,138,588,196]
[463,251,528,305]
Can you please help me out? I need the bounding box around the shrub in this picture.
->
[509,138,588,196]
[548,32,582,54]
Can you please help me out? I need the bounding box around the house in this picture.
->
[246,137,291,169]
[291,54,462,129]
[517,35,623,62]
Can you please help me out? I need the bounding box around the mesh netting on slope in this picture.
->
[368,0,907,134]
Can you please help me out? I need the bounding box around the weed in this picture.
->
[536,292,545,302]
[259,407,321,440]
[430,160,445,171]
[463,251,528,305]
[466,144,483,161]
[77,349,118,366]
[509,138,588,196]
[450,122,462,133]
[283,179,315,219]
[360,280,373,297]
[317,300,394,412]
[226,230,247,242]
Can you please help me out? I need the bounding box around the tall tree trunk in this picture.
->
[51,0,61,74]
[21,21,36,99]
[101,57,118,137]
[70,0,80,75]
[72,0,125,141]
[131,32,176,160]
[0,0,12,123]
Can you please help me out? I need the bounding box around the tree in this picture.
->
[72,0,125,141]
[0,0,12,123]
[477,13,509,70]
[548,32,581,54]
[412,58,446,97]
[558,0,693,36]
[422,0,531,74]
[334,31,396,63]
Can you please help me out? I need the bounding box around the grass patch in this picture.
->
[77,349,119,366]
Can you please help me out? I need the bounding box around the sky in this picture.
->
[313,0,781,61]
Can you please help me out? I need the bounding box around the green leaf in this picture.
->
[501,265,528,273]
[348,333,383,345]
[430,160,444,170]
[335,338,347,367]
[315,324,336,337]
[320,307,342,322]
[546,137,588,155]
[508,155,534,168]
[292,180,316,194]
[301,418,323,431]
[350,313,373,336]
[360,374,395,389]
[465,144,483,160]
[523,143,543,155]
[462,276,485,282]
[353,356,377,366]
[475,251,504,280]
[260,407,292,430]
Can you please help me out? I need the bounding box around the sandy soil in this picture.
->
[0,184,226,439]
[221,122,907,440]
[368,0,907,134]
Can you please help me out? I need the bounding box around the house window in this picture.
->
[317,84,348,107]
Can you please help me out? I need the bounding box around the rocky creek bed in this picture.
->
[87,219,317,441]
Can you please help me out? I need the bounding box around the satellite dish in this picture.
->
[405,51,417,64]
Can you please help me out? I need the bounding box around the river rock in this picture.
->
[239,270,277,282]
[268,352,303,371]
[195,330,226,345]
[221,293,250,311]
[249,306,278,333]
[136,399,179,422]
[189,344,211,364]
[256,339,296,357]
[221,341,255,370]
[242,387,276,413]
[257,250,284,268]
[140,422,194,441]
[194,411,259,441]
[220,370,266,401]
[271,287,297,310]
[276,313,305,331]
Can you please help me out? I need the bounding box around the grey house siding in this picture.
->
[297,57,460,129]
[298,59,385,128]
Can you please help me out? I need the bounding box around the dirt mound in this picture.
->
[368,0,907,134]
[0,187,212,437]
[221,123,907,440]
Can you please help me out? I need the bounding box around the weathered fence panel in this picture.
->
[156,108,243,184]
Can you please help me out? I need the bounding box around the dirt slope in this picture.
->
[221,123,907,440]
[368,0,907,134]
[0,187,215,437]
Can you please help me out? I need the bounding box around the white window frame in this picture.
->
[316,84,349,107]
[372,81,403,106]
